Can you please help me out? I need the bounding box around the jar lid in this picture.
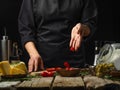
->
[96,44,113,64]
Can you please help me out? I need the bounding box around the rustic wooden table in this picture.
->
[0,75,120,90]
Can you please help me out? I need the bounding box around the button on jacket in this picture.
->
[18,0,97,68]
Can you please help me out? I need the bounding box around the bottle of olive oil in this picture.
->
[0,27,12,61]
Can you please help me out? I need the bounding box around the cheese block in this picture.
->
[0,61,11,75]
[0,61,27,76]
[10,67,26,75]
[10,61,27,73]
[0,68,3,76]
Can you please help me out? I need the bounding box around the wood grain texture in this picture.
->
[16,77,53,90]
[83,75,120,90]
[52,76,85,90]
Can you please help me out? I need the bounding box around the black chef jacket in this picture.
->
[18,0,97,68]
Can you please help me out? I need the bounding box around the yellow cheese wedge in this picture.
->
[0,61,11,75]
[10,61,27,73]
[10,67,26,75]
[0,68,3,76]
[0,61,27,75]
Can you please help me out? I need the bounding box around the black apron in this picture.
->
[34,0,85,68]
[18,0,97,68]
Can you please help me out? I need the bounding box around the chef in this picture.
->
[18,0,97,72]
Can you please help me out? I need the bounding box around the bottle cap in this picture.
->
[2,36,8,40]
[2,27,8,40]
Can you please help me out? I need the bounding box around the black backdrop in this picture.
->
[0,0,119,65]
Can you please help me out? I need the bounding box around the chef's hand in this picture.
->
[25,41,44,72]
[28,53,44,72]
[70,23,90,51]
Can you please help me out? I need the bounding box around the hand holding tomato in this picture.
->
[64,61,70,68]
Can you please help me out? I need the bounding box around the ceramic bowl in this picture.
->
[57,68,80,77]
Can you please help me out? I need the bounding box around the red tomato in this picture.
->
[55,67,62,71]
[41,71,55,77]
[41,71,48,77]
[70,47,75,52]
[65,67,70,71]
[46,68,56,72]
[64,62,70,68]
[47,71,54,77]
[69,67,74,71]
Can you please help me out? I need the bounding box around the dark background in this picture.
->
[0,0,119,65]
